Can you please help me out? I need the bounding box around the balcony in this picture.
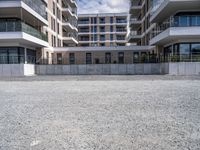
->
[62,17,78,31]
[150,0,200,23]
[127,31,142,43]
[62,3,77,19]
[129,18,142,29]
[150,16,200,45]
[0,0,48,25]
[63,32,78,44]
[0,20,48,47]
[130,0,143,16]
[65,0,77,8]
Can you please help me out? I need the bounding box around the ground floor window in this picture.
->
[86,53,92,64]
[0,47,24,64]
[118,52,124,64]
[105,52,111,64]
[69,53,75,64]
[57,53,62,64]
[164,43,200,62]
[27,49,36,64]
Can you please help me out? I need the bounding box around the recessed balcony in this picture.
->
[150,0,200,23]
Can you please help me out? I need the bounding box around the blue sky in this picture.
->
[77,0,130,14]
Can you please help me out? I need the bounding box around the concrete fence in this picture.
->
[0,63,200,76]
[36,63,169,75]
[0,64,35,76]
[168,62,200,75]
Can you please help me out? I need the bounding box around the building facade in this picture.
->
[52,46,154,65]
[128,0,200,62]
[78,13,128,47]
[0,0,78,65]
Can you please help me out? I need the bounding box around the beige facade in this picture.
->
[52,46,154,65]
[78,13,128,47]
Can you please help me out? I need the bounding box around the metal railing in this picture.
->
[0,21,48,41]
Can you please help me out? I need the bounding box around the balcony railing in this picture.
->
[151,15,200,38]
[0,0,47,19]
[0,20,48,41]
[62,17,77,28]
[63,32,78,40]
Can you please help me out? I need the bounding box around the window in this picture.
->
[133,52,139,63]
[179,44,190,61]
[99,17,105,24]
[105,52,111,64]
[69,53,75,64]
[57,23,59,34]
[86,53,92,64]
[110,26,113,32]
[110,34,113,41]
[100,35,105,41]
[110,17,113,24]
[57,53,62,64]
[179,16,189,26]
[191,44,200,55]
[53,2,56,15]
[100,26,105,32]
[118,52,124,64]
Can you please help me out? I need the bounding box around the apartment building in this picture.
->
[128,0,200,61]
[0,0,78,64]
[128,0,152,46]
[78,13,128,47]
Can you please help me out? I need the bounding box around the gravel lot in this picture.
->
[0,76,200,150]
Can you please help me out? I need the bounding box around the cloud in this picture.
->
[77,0,130,14]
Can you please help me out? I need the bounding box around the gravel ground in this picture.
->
[0,76,200,150]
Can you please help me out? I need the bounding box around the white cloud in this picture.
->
[77,0,130,14]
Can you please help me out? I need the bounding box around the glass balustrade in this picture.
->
[151,15,200,38]
[0,0,47,19]
[0,20,48,41]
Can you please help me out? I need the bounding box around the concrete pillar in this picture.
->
[24,48,27,64]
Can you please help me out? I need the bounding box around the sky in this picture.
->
[77,0,130,14]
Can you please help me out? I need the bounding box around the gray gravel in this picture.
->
[0,76,200,150]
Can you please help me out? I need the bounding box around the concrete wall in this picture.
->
[168,62,200,75]
[36,63,169,75]
[0,63,199,76]
[0,64,35,77]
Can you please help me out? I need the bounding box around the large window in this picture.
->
[0,47,25,64]
[164,43,200,62]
